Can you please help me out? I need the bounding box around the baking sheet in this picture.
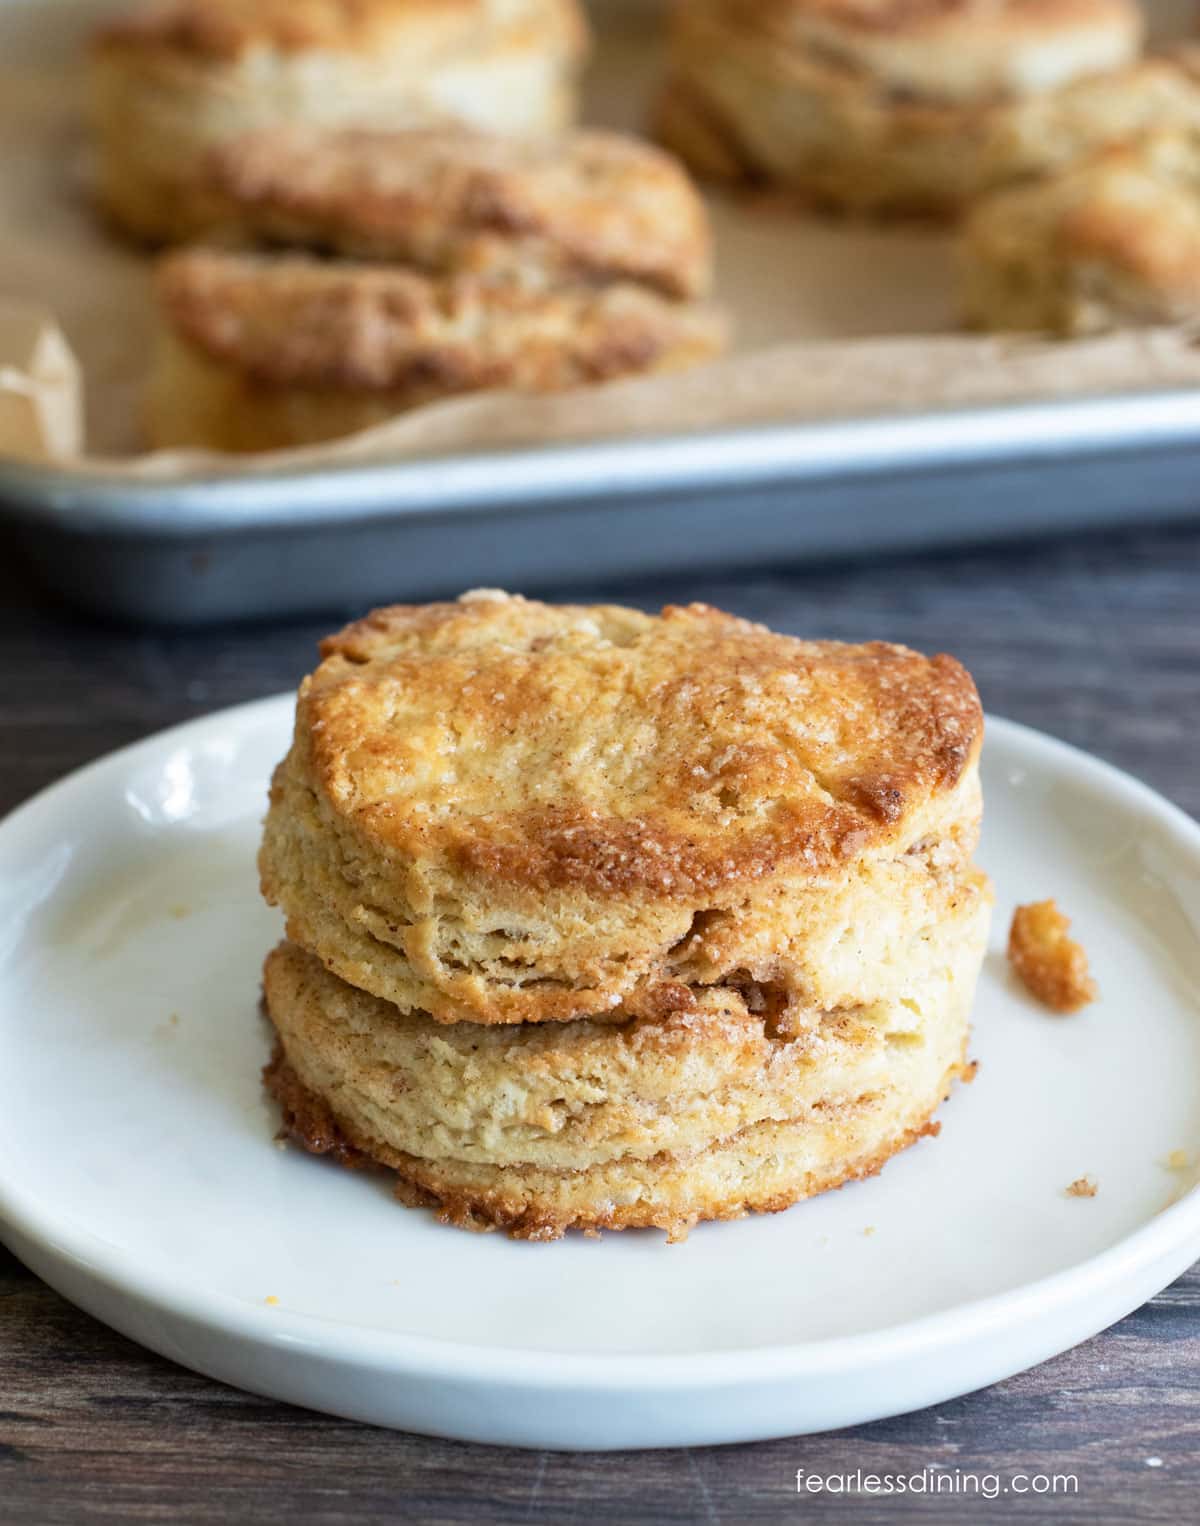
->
[3,0,1200,626]
[3,0,1200,475]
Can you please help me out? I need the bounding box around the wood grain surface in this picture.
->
[1,525,1198,1524]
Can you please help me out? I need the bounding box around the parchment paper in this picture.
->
[0,304,81,460]
[3,0,1200,479]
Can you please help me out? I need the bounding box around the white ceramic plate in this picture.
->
[1,698,1198,1450]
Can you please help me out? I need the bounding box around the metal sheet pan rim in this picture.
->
[3,386,1200,539]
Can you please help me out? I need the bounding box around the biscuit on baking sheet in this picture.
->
[205,126,713,300]
[259,592,989,1028]
[147,250,726,452]
[90,0,589,242]
[262,918,986,1240]
[982,59,1200,188]
[657,0,1143,214]
[961,133,1200,335]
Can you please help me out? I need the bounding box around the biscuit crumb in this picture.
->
[1008,899,1097,1013]
[863,1225,876,1237]
[168,904,190,919]
[1065,1176,1098,1198]
[264,1295,280,1306]
[1162,1150,1191,1172]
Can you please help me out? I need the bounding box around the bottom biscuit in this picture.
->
[261,899,986,1242]
[265,1045,966,1242]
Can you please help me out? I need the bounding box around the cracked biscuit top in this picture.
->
[294,591,981,896]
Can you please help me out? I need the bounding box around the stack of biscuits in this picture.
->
[90,0,591,242]
[146,125,725,452]
[258,591,992,1241]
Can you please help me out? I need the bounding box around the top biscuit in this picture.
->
[207,126,713,299]
[259,592,984,1024]
[300,593,979,890]
[96,0,587,59]
[699,0,1141,102]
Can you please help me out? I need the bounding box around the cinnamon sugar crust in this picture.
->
[207,126,712,300]
[155,250,725,393]
[287,593,979,891]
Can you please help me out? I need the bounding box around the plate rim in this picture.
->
[1,696,1198,1390]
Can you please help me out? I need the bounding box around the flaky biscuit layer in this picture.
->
[206,125,712,300]
[264,893,988,1171]
[264,926,981,1240]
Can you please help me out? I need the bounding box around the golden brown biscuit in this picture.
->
[961,133,1200,334]
[706,0,1141,103]
[148,251,726,451]
[658,0,1144,214]
[980,58,1200,186]
[259,592,987,1027]
[90,0,589,242]
[205,125,712,300]
[262,916,985,1240]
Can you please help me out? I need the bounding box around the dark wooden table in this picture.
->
[2,526,1199,1524]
